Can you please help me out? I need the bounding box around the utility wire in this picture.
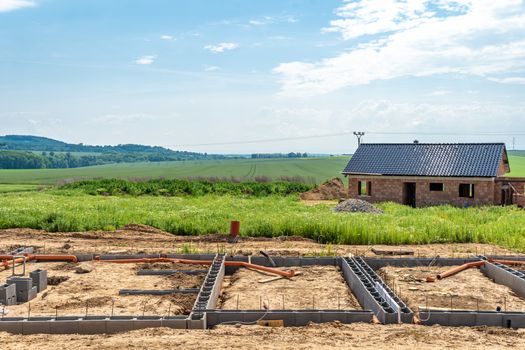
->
[163,130,524,148]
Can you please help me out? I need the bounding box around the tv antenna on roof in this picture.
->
[353,131,365,146]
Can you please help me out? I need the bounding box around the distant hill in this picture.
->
[0,135,228,169]
[0,135,182,154]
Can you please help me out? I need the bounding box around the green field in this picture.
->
[1,155,525,251]
[0,156,348,185]
[0,155,524,188]
[1,191,525,250]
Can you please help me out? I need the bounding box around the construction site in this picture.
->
[2,226,525,349]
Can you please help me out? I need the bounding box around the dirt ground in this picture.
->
[0,226,514,258]
[1,226,525,348]
[2,323,525,349]
[379,266,525,312]
[0,261,203,317]
[219,265,360,310]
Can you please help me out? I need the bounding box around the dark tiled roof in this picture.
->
[342,143,507,177]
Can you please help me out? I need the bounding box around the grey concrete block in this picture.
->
[30,269,48,293]
[78,319,107,334]
[0,283,17,306]
[22,320,51,335]
[49,319,80,334]
[6,277,37,303]
[0,320,23,334]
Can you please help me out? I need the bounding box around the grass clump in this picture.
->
[59,178,314,197]
[1,191,525,251]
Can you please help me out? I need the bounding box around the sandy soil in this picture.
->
[0,226,514,258]
[2,323,525,349]
[379,266,525,312]
[219,266,360,310]
[0,261,203,317]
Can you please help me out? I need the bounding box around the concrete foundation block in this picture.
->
[30,269,48,293]
[49,319,80,334]
[6,277,37,303]
[162,318,188,329]
[0,283,17,306]
[77,319,107,334]
[22,320,51,335]
[0,320,24,334]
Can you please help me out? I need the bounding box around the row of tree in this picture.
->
[0,151,224,169]
[250,152,308,159]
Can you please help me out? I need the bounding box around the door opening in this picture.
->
[403,182,416,208]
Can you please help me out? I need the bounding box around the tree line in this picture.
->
[0,150,226,169]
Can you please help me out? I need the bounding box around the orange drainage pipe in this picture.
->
[0,254,78,263]
[436,261,485,280]
[491,259,525,266]
[94,257,295,278]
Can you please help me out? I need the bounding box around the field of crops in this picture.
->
[0,156,348,186]
[1,191,525,250]
[0,154,524,188]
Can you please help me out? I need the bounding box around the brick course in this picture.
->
[348,176,497,207]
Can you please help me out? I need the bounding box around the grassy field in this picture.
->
[0,154,524,188]
[1,191,525,250]
[0,156,348,186]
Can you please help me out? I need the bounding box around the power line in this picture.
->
[163,130,524,148]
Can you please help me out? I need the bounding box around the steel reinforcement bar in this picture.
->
[189,253,225,329]
[341,257,413,323]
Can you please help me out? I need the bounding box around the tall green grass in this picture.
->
[1,191,525,251]
[59,178,314,197]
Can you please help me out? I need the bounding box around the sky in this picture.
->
[1,0,525,154]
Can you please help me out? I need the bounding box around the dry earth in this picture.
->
[379,266,525,312]
[219,265,360,310]
[1,225,524,349]
[2,323,525,349]
[0,261,202,317]
[0,226,514,258]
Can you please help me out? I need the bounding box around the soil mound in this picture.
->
[300,177,347,200]
[334,199,383,214]
[120,224,166,234]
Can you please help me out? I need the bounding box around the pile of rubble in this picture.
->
[334,198,383,214]
[300,177,347,200]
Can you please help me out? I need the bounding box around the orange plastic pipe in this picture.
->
[0,254,78,263]
[94,257,295,278]
[225,261,295,278]
[492,259,525,266]
[436,261,485,280]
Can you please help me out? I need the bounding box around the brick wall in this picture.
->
[494,179,525,207]
[348,176,496,207]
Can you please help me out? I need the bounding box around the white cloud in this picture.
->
[0,0,36,12]
[134,55,156,65]
[275,0,525,96]
[204,42,239,53]
[160,35,175,41]
[204,65,220,72]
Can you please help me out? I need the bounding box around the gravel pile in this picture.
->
[334,199,383,214]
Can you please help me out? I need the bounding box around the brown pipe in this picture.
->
[0,254,78,263]
[225,261,295,278]
[436,261,485,280]
[491,259,525,266]
[95,257,295,278]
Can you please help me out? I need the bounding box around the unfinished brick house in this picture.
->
[342,143,525,208]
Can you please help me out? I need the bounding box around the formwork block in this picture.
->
[30,269,48,293]
[133,319,162,331]
[162,318,188,329]
[187,317,206,329]
[22,320,51,335]
[49,319,80,334]
[0,320,23,334]
[77,319,107,334]
[6,277,37,303]
[106,319,135,333]
[0,283,17,306]
[503,314,525,329]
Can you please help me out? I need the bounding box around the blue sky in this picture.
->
[1,0,525,153]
